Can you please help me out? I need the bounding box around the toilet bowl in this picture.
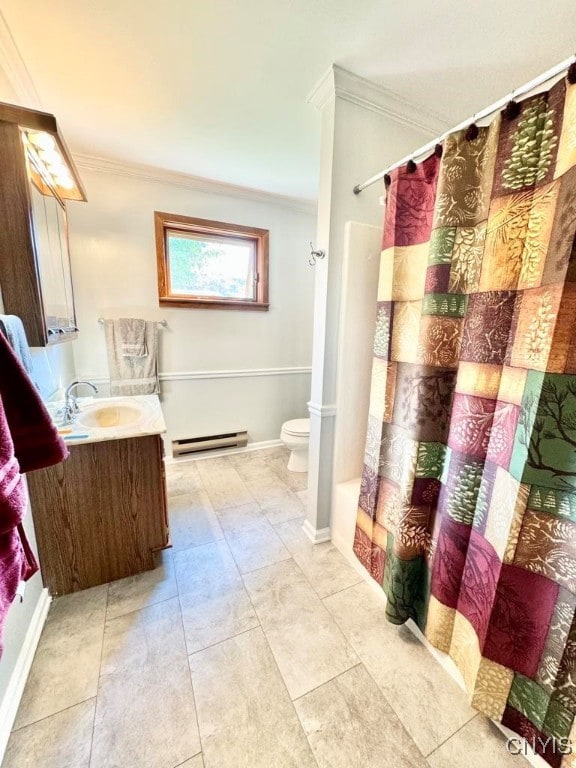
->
[280,418,310,472]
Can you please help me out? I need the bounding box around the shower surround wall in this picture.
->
[67,163,316,451]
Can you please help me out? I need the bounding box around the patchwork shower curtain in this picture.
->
[354,76,576,767]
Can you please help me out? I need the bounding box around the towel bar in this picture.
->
[98,318,167,327]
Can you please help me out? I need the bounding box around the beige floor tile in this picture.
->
[217,502,291,573]
[324,582,476,756]
[175,540,259,653]
[228,453,276,480]
[259,493,305,525]
[294,664,427,768]
[166,461,203,497]
[230,458,292,502]
[13,449,512,768]
[296,489,308,506]
[225,517,292,574]
[169,490,224,551]
[274,517,362,598]
[228,447,288,468]
[189,627,316,768]
[243,559,358,699]
[427,714,529,767]
[4,699,95,768]
[196,458,254,509]
[14,585,108,728]
[216,502,265,533]
[106,549,177,620]
[244,474,292,503]
[265,456,308,492]
[177,756,204,768]
[259,446,290,460]
[91,598,200,768]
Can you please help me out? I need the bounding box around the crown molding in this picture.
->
[308,64,450,136]
[73,153,317,215]
[307,66,337,111]
[0,11,41,107]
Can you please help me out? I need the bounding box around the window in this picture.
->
[155,211,269,311]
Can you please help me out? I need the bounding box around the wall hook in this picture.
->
[309,242,325,266]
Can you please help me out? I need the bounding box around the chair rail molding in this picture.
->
[307,400,337,418]
[79,366,312,385]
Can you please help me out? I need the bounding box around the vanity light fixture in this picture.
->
[0,100,87,202]
[21,128,83,200]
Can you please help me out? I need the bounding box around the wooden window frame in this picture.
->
[154,211,269,311]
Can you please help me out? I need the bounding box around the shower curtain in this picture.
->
[354,75,576,767]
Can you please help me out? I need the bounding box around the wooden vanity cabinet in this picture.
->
[0,103,86,346]
[27,434,169,595]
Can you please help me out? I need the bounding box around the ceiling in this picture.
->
[1,1,575,200]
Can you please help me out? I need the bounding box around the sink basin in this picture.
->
[77,403,144,429]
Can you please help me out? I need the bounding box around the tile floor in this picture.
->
[4,447,527,768]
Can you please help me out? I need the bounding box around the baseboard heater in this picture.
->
[172,430,248,456]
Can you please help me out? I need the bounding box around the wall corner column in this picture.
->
[304,64,444,544]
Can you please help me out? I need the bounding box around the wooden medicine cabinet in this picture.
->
[0,102,87,346]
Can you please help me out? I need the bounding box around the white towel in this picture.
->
[104,320,160,395]
[118,318,147,357]
[0,315,34,377]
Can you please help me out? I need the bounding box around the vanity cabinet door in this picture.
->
[27,434,170,595]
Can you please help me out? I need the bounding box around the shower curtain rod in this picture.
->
[353,54,576,195]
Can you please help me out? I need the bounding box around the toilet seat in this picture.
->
[282,418,310,437]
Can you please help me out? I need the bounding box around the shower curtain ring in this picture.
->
[465,115,479,141]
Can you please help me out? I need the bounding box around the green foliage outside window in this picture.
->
[168,235,253,299]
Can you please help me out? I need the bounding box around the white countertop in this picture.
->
[49,394,167,447]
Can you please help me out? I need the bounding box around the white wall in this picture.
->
[67,163,316,450]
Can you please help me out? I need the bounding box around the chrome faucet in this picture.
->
[62,380,99,425]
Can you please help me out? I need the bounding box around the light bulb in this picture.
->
[38,148,62,165]
[47,161,68,175]
[28,131,57,151]
[55,174,74,190]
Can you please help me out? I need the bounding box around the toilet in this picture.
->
[280,418,310,472]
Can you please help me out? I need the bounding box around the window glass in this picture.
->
[167,231,256,301]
